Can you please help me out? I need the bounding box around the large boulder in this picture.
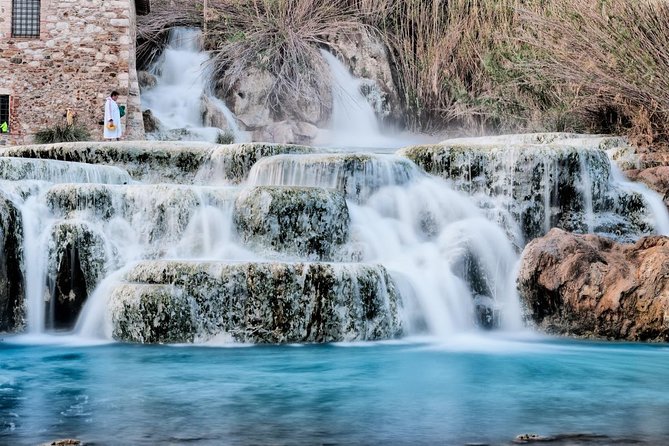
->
[142,109,162,133]
[399,134,656,243]
[234,186,350,260]
[252,121,320,145]
[225,67,275,130]
[625,166,669,209]
[200,94,231,130]
[517,228,669,341]
[109,260,403,344]
[137,70,158,91]
[0,194,25,332]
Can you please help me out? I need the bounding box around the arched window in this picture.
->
[11,0,41,38]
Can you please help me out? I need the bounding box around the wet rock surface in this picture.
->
[248,153,422,202]
[199,143,317,184]
[110,260,403,344]
[234,186,350,260]
[518,228,669,341]
[0,193,25,332]
[0,141,219,184]
[46,221,109,330]
[399,134,655,243]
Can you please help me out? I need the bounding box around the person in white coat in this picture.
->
[103,91,123,141]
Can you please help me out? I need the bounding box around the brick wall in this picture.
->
[0,0,145,145]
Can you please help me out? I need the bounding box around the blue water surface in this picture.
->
[1,335,668,445]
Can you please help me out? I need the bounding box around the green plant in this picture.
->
[34,124,91,144]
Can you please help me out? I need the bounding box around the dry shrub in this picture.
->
[517,0,669,147]
[373,0,551,133]
[136,5,203,70]
[136,0,669,145]
[205,0,367,119]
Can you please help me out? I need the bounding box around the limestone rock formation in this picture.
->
[225,67,275,130]
[137,70,157,90]
[197,142,317,184]
[517,228,669,341]
[399,134,655,243]
[200,94,231,130]
[625,166,669,209]
[0,194,25,332]
[329,31,401,125]
[45,183,236,258]
[109,260,403,344]
[248,153,422,202]
[142,109,162,133]
[0,157,131,185]
[46,221,109,330]
[0,141,313,185]
[0,141,216,184]
[252,121,319,145]
[234,186,350,260]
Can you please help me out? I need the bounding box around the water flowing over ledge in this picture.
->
[0,134,666,345]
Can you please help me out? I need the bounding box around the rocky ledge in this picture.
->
[517,228,669,341]
[110,260,403,344]
[0,141,316,184]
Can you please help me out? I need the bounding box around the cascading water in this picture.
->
[5,34,669,344]
[317,50,433,150]
[141,28,244,143]
[245,153,524,334]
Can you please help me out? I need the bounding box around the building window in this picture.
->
[0,96,9,134]
[11,0,41,38]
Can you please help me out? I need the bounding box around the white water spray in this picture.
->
[141,28,244,143]
[317,50,433,150]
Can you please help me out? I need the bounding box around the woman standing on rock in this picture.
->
[103,91,123,141]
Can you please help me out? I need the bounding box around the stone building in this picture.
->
[0,0,150,145]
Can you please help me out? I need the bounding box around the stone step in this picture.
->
[247,152,423,202]
[110,260,403,344]
[234,185,350,260]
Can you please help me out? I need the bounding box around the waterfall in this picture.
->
[317,50,430,150]
[141,28,245,143]
[348,178,523,334]
[246,153,523,333]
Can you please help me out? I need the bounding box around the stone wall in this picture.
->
[0,0,145,145]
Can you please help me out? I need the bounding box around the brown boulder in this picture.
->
[625,165,669,208]
[517,228,669,341]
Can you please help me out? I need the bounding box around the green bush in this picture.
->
[34,124,91,144]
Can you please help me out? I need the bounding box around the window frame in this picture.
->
[11,0,41,39]
[0,95,10,134]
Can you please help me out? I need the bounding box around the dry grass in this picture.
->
[136,6,203,70]
[137,0,669,145]
[517,0,669,147]
[205,0,367,120]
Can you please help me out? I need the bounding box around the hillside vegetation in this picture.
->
[138,0,669,147]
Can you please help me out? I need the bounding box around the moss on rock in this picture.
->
[233,186,350,260]
[110,260,403,344]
